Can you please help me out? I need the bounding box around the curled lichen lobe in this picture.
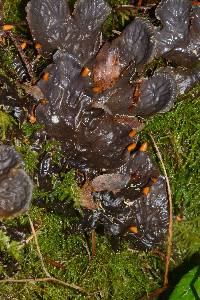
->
[0,145,32,218]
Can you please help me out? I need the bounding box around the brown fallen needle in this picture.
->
[138,0,143,7]
[28,214,50,278]
[115,4,156,12]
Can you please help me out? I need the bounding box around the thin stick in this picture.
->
[112,30,121,35]
[115,4,156,11]
[80,237,91,261]
[28,214,51,278]
[149,132,173,287]
[0,277,86,293]
[18,229,41,250]
[8,32,37,84]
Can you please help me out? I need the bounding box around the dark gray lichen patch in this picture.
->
[0,145,32,218]
[80,170,168,249]
[155,0,200,68]
[23,0,200,249]
[1,0,200,250]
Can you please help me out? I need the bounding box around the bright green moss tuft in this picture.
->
[0,110,16,140]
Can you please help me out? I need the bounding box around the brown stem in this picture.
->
[8,32,37,85]
[28,214,50,278]
[0,277,86,293]
[115,4,156,12]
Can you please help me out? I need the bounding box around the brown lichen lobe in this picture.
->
[26,0,111,64]
[93,44,121,92]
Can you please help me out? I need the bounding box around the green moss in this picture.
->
[0,110,17,140]
[51,172,81,206]
[0,230,22,262]
[1,208,162,299]
[21,123,43,139]
[0,48,13,76]
[0,46,20,77]
[15,142,39,174]
[103,3,133,39]
[3,0,28,24]
[174,217,200,257]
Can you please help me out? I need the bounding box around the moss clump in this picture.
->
[1,207,162,300]
[3,0,28,25]
[0,110,16,140]
[0,230,21,261]
[15,142,39,174]
[51,172,81,207]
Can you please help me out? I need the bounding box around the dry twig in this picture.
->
[139,132,173,300]
[0,214,86,294]
[28,214,50,278]
[0,277,86,293]
[139,133,173,300]
[149,132,173,287]
[18,228,41,250]
[80,236,91,261]
[91,230,96,257]
[44,256,66,270]
[8,32,37,84]
[115,4,156,12]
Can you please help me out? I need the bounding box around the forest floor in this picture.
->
[0,0,200,299]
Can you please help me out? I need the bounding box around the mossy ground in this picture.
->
[0,0,200,299]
